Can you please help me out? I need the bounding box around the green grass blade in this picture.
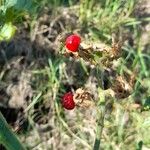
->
[0,112,25,150]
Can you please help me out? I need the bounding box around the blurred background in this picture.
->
[0,0,150,149]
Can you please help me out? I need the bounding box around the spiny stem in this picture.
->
[0,112,25,150]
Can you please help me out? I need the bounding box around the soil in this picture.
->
[0,1,149,149]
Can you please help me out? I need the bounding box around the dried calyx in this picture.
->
[61,88,94,110]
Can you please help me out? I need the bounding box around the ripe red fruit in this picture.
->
[65,34,81,52]
[61,92,75,110]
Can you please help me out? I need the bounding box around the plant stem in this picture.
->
[93,67,106,150]
[93,104,105,150]
[0,112,25,150]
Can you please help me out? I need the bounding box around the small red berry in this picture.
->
[61,92,75,110]
[65,34,81,52]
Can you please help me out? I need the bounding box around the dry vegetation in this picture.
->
[0,0,150,150]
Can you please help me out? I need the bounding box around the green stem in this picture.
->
[93,104,105,150]
[0,112,25,150]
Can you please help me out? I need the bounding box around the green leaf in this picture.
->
[0,22,16,41]
[143,96,150,111]
[0,112,25,150]
[0,0,17,13]
[5,0,17,8]
[13,0,33,11]
[1,0,34,13]
[136,141,143,150]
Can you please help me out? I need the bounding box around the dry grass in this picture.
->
[0,0,150,150]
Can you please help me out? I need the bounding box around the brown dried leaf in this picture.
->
[112,76,134,99]
[73,88,95,108]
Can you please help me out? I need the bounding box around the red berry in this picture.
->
[65,34,81,52]
[61,92,75,110]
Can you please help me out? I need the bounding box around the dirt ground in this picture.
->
[0,0,150,149]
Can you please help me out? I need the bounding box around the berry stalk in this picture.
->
[93,71,106,150]
[93,104,105,150]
